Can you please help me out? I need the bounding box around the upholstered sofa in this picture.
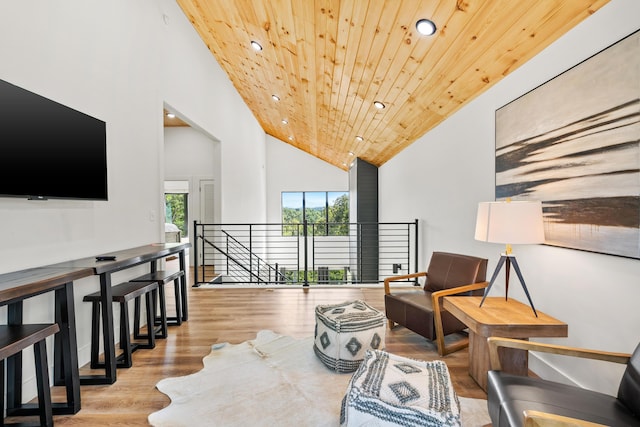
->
[383,251,488,356]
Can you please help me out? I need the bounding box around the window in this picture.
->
[281,191,349,236]
[165,193,188,238]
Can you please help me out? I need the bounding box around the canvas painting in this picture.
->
[495,30,640,259]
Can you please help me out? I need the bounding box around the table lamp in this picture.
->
[474,199,545,316]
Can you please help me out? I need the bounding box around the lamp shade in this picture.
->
[475,200,545,244]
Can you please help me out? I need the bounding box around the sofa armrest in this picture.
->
[431,281,488,356]
[383,271,427,295]
[487,337,631,371]
[523,410,608,427]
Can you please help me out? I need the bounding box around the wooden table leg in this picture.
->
[6,302,23,412]
[178,249,188,321]
[468,331,489,392]
[53,282,81,413]
[468,331,530,392]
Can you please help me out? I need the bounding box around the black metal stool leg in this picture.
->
[34,340,54,427]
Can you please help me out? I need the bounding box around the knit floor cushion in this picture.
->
[313,300,386,373]
[340,349,461,427]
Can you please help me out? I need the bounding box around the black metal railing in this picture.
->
[193,220,418,286]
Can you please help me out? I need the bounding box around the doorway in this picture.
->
[164,180,189,243]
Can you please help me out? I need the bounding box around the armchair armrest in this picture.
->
[383,271,426,295]
[431,281,489,300]
[432,281,488,356]
[523,410,608,427]
[487,337,631,371]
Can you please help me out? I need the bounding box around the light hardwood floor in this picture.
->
[31,269,485,426]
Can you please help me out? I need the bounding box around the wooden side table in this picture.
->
[443,296,568,392]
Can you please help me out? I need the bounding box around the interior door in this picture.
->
[199,179,216,268]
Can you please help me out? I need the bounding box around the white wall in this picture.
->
[0,0,267,400]
[265,135,348,223]
[0,2,164,270]
[379,0,640,395]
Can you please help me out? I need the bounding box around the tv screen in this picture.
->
[0,78,107,201]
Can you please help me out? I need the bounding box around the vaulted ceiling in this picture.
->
[175,0,609,170]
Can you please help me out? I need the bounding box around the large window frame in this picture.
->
[281,191,349,236]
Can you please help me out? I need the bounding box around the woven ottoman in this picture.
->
[340,349,461,427]
[313,300,386,373]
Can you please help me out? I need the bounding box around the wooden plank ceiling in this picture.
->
[175,0,609,170]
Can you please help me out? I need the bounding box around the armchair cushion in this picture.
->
[385,291,435,339]
[424,251,488,293]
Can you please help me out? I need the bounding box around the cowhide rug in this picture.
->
[148,330,490,426]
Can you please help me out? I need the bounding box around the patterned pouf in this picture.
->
[340,349,461,427]
[313,300,386,373]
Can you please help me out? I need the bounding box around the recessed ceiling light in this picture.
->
[355,136,363,142]
[282,119,288,125]
[166,112,175,118]
[416,19,437,36]
[288,135,294,140]
[348,151,355,156]
[250,40,263,51]
[272,94,280,101]
[373,101,386,109]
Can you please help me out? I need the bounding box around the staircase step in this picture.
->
[209,274,223,284]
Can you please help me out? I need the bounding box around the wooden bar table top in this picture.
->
[443,296,568,392]
[0,266,93,303]
[51,243,191,274]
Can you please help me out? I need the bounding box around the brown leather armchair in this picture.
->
[487,337,640,427]
[383,251,488,356]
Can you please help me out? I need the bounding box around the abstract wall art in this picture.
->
[495,30,640,259]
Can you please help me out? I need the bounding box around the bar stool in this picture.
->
[83,281,162,369]
[132,270,186,335]
[1,323,60,427]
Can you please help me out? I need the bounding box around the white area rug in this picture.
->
[148,330,490,426]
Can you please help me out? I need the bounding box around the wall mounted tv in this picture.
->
[0,78,108,201]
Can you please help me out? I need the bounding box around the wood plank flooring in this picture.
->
[34,271,486,425]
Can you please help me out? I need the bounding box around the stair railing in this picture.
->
[193,220,417,286]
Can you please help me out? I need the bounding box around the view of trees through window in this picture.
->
[165,193,188,237]
[282,191,349,236]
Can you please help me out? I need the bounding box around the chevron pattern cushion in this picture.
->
[313,300,386,373]
[340,349,461,427]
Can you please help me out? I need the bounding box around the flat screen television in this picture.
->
[0,78,108,201]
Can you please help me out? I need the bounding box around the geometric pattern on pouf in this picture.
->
[340,349,461,427]
[313,300,386,373]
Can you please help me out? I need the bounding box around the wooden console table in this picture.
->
[443,296,568,392]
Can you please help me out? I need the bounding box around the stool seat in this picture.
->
[314,300,386,373]
[340,349,462,427]
[0,324,60,359]
[131,270,187,328]
[1,323,60,427]
[132,270,184,283]
[83,280,162,369]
